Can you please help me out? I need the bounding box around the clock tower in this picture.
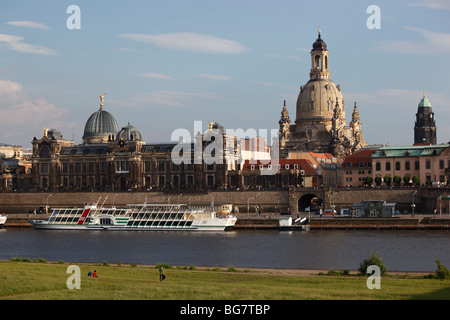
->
[414,93,436,145]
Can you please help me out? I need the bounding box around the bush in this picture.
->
[359,252,388,276]
[435,259,450,279]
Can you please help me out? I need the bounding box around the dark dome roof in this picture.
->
[312,32,327,51]
[83,107,119,139]
[116,122,143,141]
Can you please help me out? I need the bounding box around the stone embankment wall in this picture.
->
[0,188,446,214]
[0,191,289,214]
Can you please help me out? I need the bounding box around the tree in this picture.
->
[412,175,420,185]
[374,176,382,186]
[384,175,392,187]
[393,175,402,187]
[403,175,411,186]
[359,252,388,276]
[364,176,373,186]
[435,259,450,279]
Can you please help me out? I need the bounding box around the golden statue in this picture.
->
[209,121,214,130]
[99,93,105,108]
[43,126,49,138]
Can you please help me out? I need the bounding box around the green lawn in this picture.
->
[0,260,449,300]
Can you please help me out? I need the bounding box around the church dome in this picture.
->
[296,79,345,123]
[116,122,143,142]
[83,107,119,144]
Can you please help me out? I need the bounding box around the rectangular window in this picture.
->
[40,163,49,174]
[88,162,95,173]
[405,161,410,170]
[415,161,420,170]
[385,162,391,171]
[395,162,401,170]
[426,159,431,169]
[375,162,381,171]
[145,161,151,172]
[62,162,69,173]
[439,160,444,169]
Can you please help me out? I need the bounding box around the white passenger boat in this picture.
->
[29,203,237,231]
[0,215,6,228]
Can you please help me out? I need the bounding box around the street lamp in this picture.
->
[247,197,255,213]
[411,190,417,217]
[46,194,52,213]
[113,194,118,208]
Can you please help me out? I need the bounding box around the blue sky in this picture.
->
[0,0,449,149]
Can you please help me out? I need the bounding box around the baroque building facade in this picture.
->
[279,30,366,161]
[31,98,238,191]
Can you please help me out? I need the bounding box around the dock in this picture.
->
[3,213,450,230]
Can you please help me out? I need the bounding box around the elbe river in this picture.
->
[1,228,449,272]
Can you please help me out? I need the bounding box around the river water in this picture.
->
[1,228,449,272]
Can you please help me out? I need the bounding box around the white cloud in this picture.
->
[109,90,221,109]
[119,32,249,54]
[198,74,233,81]
[346,88,449,109]
[136,73,172,80]
[376,26,450,55]
[408,0,450,11]
[0,33,56,55]
[0,80,72,146]
[7,21,50,30]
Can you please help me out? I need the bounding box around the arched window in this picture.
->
[314,55,320,68]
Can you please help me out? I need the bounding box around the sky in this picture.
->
[0,0,449,150]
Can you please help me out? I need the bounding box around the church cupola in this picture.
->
[310,27,330,80]
[414,92,436,145]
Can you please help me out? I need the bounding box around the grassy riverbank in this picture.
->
[1,260,450,300]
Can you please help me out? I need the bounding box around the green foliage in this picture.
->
[384,175,392,186]
[435,259,450,280]
[374,176,382,186]
[393,175,402,186]
[364,176,373,185]
[412,175,420,185]
[359,252,388,276]
[403,175,411,185]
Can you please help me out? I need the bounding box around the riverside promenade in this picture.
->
[5,212,450,230]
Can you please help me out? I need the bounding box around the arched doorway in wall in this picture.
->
[298,193,323,212]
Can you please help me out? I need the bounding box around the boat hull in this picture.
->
[29,219,237,232]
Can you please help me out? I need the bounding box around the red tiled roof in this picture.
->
[341,149,377,168]
[242,158,316,175]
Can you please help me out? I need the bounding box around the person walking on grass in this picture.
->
[159,266,166,282]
